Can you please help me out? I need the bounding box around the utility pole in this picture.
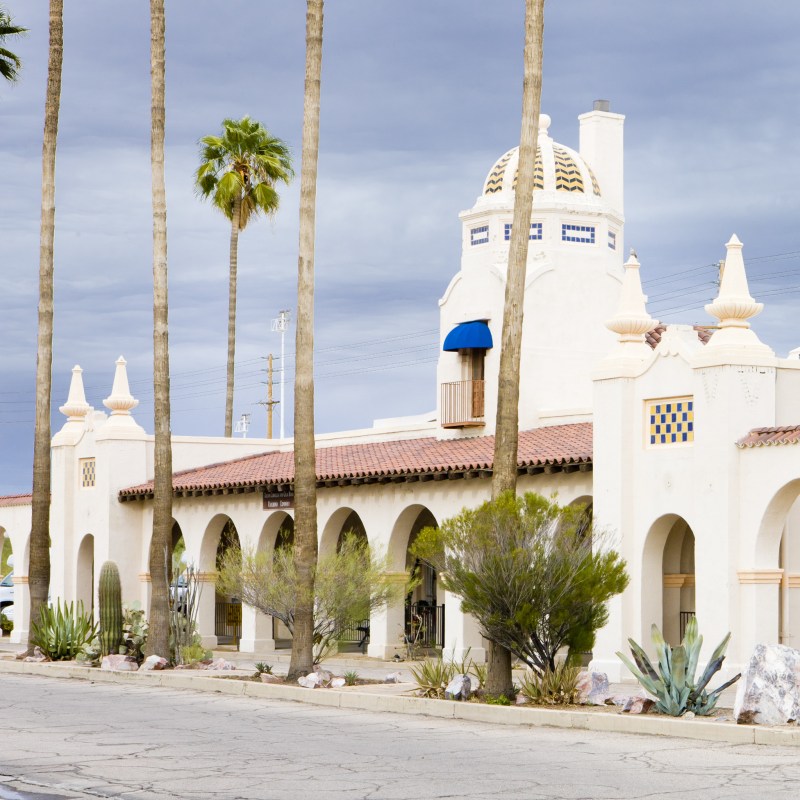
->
[257,354,280,438]
[270,309,291,439]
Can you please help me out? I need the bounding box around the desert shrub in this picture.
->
[517,662,580,705]
[409,656,456,698]
[30,600,98,661]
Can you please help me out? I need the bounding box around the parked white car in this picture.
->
[0,571,13,612]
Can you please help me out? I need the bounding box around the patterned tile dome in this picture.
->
[483,115,601,198]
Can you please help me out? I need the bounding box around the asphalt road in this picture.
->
[0,674,798,800]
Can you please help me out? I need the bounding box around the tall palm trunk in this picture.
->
[288,0,324,681]
[147,0,173,659]
[28,0,63,645]
[224,193,241,437]
[486,0,544,696]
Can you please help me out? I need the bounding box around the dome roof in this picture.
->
[482,115,601,198]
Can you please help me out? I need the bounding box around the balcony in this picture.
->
[441,379,485,428]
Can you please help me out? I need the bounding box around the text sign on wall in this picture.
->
[263,491,294,510]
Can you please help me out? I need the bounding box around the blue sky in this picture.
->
[1,1,799,494]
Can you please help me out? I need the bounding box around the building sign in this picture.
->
[263,491,294,510]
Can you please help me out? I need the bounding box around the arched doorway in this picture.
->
[76,534,95,616]
[642,515,695,645]
[269,515,295,648]
[0,529,12,628]
[214,519,241,647]
[405,509,443,650]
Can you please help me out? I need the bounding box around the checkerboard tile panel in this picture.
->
[648,399,694,445]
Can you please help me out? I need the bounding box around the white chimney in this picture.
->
[578,100,625,217]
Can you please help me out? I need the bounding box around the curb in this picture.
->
[1,659,798,747]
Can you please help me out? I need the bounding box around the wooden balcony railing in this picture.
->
[441,379,485,428]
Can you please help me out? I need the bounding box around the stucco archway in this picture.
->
[754,480,800,648]
[641,515,696,645]
[76,534,95,616]
[319,507,368,559]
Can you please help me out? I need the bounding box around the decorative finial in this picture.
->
[103,356,139,417]
[59,365,90,422]
[704,235,769,352]
[605,251,657,352]
[538,113,551,138]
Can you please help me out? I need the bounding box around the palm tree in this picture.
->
[487,0,545,696]
[195,117,293,437]
[0,5,26,83]
[27,0,62,650]
[288,0,324,681]
[146,0,172,659]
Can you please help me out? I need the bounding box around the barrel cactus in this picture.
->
[98,560,123,656]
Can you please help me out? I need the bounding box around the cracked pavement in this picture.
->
[0,674,798,799]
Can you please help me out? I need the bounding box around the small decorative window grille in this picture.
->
[608,230,617,250]
[470,225,489,246]
[504,222,543,242]
[80,457,96,488]
[562,224,595,244]
[647,398,694,446]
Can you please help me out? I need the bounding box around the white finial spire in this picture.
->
[605,250,657,355]
[103,356,139,418]
[704,235,770,352]
[538,113,551,139]
[59,365,90,422]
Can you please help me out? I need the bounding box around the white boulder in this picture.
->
[101,654,138,671]
[734,643,800,726]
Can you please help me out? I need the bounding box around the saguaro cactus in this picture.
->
[98,560,123,656]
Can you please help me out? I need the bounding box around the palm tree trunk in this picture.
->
[288,0,324,681]
[147,0,173,659]
[486,0,544,696]
[28,0,63,647]
[224,194,241,438]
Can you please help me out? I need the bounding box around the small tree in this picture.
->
[411,492,629,676]
[217,533,403,664]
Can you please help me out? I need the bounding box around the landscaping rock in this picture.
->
[297,674,321,689]
[576,670,609,705]
[516,693,531,705]
[206,658,236,671]
[623,695,654,714]
[259,673,281,684]
[734,643,800,726]
[683,711,695,720]
[330,677,346,688]
[139,655,168,671]
[445,673,472,701]
[23,646,50,663]
[384,672,402,684]
[314,669,333,684]
[605,694,632,707]
[101,654,138,671]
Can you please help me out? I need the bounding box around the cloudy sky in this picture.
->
[1,1,799,495]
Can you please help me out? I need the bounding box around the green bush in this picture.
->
[30,600,98,661]
[344,669,359,686]
[617,617,740,716]
[0,612,12,634]
[121,603,148,663]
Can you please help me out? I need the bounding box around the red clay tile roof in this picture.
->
[646,324,715,349]
[0,493,32,508]
[119,423,593,500]
[736,426,800,448]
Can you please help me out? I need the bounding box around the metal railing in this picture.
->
[215,601,242,647]
[679,610,696,640]
[405,602,445,649]
[440,380,485,428]
[336,618,371,652]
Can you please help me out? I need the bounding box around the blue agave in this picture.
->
[617,617,740,716]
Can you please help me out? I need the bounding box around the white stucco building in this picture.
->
[3,101,800,680]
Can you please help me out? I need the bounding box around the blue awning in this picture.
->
[442,320,493,352]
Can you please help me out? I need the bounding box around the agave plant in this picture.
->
[30,600,98,661]
[617,617,740,716]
